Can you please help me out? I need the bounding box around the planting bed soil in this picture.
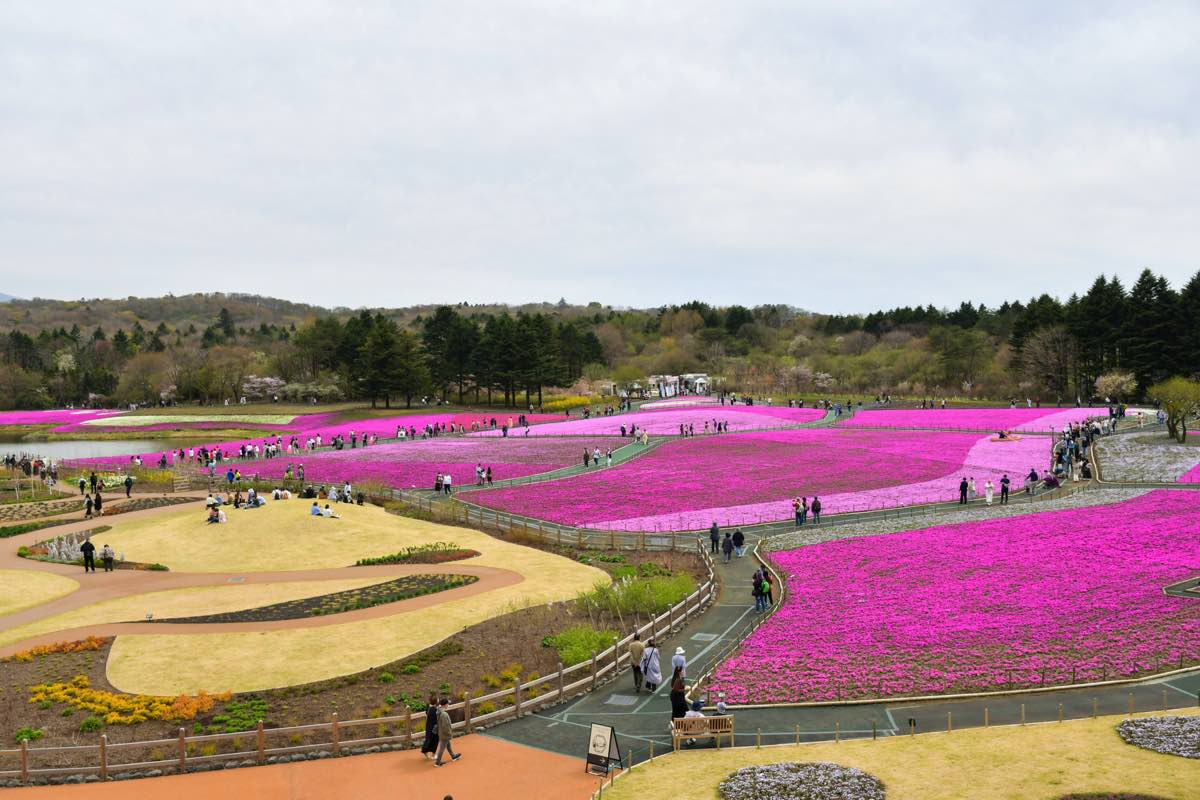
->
[147,574,479,623]
[0,498,84,522]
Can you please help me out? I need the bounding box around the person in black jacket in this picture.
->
[709,522,720,553]
[420,693,439,759]
[732,529,745,558]
[959,477,969,504]
[80,536,96,573]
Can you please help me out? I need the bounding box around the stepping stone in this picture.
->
[690,633,718,642]
[605,694,638,706]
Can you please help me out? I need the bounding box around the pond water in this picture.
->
[0,438,211,461]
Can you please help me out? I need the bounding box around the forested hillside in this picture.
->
[1,269,1197,410]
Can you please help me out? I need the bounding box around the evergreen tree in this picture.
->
[1122,269,1177,393]
[392,330,430,408]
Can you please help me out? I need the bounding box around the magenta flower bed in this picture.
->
[469,406,824,438]
[709,490,1200,703]
[66,411,566,469]
[471,429,1048,530]
[0,409,124,426]
[240,436,620,489]
[839,407,1108,432]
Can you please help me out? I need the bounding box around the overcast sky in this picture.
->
[2,1,1198,313]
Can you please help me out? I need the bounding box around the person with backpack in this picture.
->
[811,496,821,525]
[641,639,662,692]
[721,532,734,563]
[752,569,767,611]
[732,529,745,557]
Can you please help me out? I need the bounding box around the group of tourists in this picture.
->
[582,448,613,468]
[78,535,115,573]
[958,475,1013,505]
[791,496,822,526]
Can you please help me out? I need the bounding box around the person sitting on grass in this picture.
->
[207,507,220,524]
[217,507,228,523]
[310,501,322,517]
[322,504,340,519]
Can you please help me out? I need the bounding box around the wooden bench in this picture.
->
[671,715,735,750]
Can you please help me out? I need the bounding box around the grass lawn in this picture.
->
[604,709,1200,800]
[0,569,78,616]
[17,503,608,694]
[0,576,396,649]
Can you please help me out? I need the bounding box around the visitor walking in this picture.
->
[100,543,115,572]
[1000,474,1010,504]
[811,496,821,524]
[629,633,646,692]
[959,477,969,504]
[78,477,86,495]
[968,477,976,499]
[641,639,662,692]
[420,693,439,759]
[709,522,720,554]
[984,480,994,506]
[124,475,133,498]
[721,532,734,563]
[93,492,103,516]
[672,646,687,677]
[84,493,93,519]
[752,570,768,611]
[433,698,461,766]
[732,528,745,557]
[80,536,96,573]
[669,667,688,720]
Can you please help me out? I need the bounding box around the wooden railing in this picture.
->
[0,543,716,785]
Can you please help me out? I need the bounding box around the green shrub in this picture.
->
[546,626,619,667]
[215,698,270,733]
[79,716,104,733]
[578,573,696,617]
[14,728,43,743]
[400,664,421,675]
[147,563,169,571]
[378,671,396,683]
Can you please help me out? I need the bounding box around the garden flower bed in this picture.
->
[469,405,825,437]
[1116,716,1200,759]
[838,407,1107,432]
[708,490,1200,703]
[719,762,886,800]
[145,574,479,623]
[640,396,721,409]
[0,409,124,427]
[470,429,1050,530]
[239,435,619,489]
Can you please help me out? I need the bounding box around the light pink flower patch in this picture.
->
[471,429,1049,530]
[640,396,721,410]
[469,406,824,438]
[0,409,124,426]
[709,490,1200,703]
[839,407,1108,432]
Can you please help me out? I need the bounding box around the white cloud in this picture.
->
[1,1,1197,312]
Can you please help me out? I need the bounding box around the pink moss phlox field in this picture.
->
[472,429,1049,530]
[245,436,620,488]
[66,411,566,469]
[839,407,1107,432]
[0,409,124,426]
[469,406,824,437]
[709,490,1200,703]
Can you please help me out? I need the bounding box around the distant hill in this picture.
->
[0,293,18,303]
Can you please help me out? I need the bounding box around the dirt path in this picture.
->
[0,498,525,658]
[1,734,604,799]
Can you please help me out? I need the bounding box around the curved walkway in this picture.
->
[1,734,600,800]
[0,498,523,657]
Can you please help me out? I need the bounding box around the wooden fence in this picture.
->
[0,544,716,785]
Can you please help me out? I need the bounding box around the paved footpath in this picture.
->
[2,735,602,800]
[487,531,1200,767]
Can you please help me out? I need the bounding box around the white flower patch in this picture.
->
[719,762,886,800]
[1117,716,1200,759]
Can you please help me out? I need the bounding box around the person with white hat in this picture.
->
[672,646,687,677]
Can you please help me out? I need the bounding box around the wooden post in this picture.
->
[19,740,27,784]
[983,707,989,727]
[405,707,413,746]
[256,720,265,763]
[1057,703,1063,723]
[558,662,565,701]
[1128,692,1134,717]
[99,734,108,780]
[667,604,673,635]
[649,741,654,761]
[331,712,341,754]
[795,725,800,744]
[1071,665,1076,684]
[871,720,876,740]
[756,728,762,748]
[1020,704,1026,726]
[464,693,473,732]
[590,651,598,690]
[177,727,186,773]
[1092,698,1098,718]
[1162,689,1168,712]
[835,721,840,742]
[947,712,952,733]
[514,682,522,718]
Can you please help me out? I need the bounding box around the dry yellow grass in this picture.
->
[97,504,606,694]
[0,576,393,649]
[0,569,78,616]
[604,709,1200,800]
[101,501,530,572]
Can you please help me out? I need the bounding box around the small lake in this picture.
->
[0,438,212,461]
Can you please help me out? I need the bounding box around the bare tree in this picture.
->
[1021,326,1077,401]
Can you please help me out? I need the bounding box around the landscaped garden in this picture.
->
[468,428,1050,530]
[708,490,1200,703]
[838,406,1108,432]
[468,403,825,437]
